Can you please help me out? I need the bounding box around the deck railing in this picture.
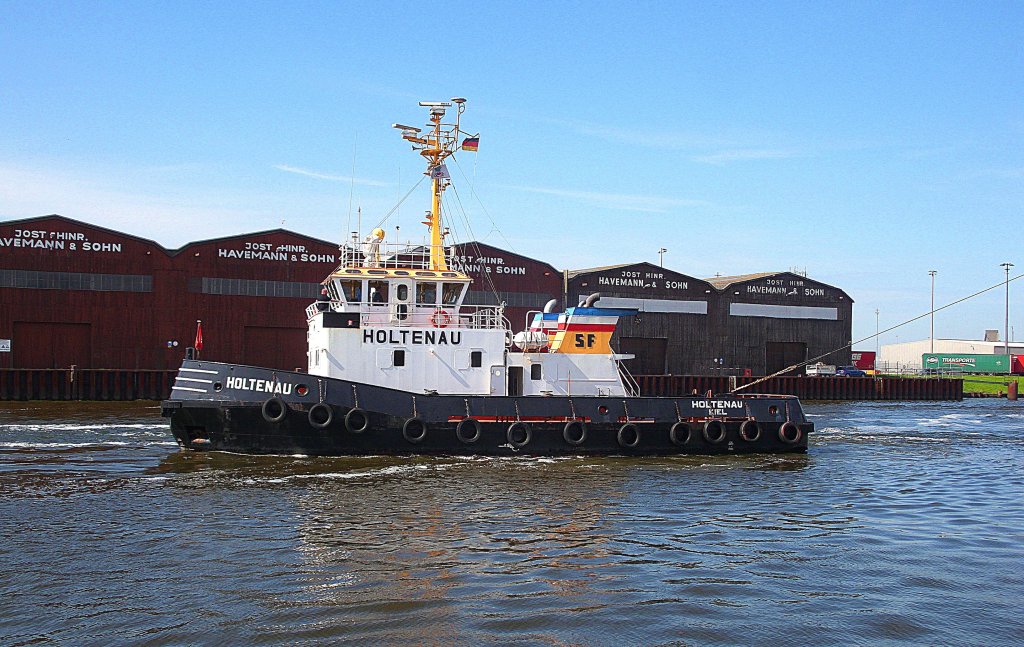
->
[308,302,508,331]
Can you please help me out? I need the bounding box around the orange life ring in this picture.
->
[430,309,452,328]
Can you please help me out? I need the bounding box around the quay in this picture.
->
[0,368,175,401]
[639,375,963,401]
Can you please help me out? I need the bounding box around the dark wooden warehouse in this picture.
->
[0,216,564,372]
[2,215,851,378]
[567,264,852,376]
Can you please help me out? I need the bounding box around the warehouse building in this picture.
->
[2,214,851,376]
[879,335,1024,372]
[567,265,853,375]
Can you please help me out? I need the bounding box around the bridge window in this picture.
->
[416,282,437,306]
[368,280,388,304]
[442,282,462,305]
[339,280,362,303]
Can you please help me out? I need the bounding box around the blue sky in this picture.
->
[2,1,1022,347]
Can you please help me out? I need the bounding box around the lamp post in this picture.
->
[1002,262,1014,356]
[929,270,937,353]
[658,247,667,267]
[875,308,879,355]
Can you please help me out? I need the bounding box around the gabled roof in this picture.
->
[1,213,165,250]
[565,263,635,279]
[168,228,340,256]
[704,272,783,290]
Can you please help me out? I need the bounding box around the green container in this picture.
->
[921,353,1011,374]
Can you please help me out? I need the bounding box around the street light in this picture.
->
[658,247,667,267]
[875,308,879,356]
[1002,262,1014,356]
[929,270,937,353]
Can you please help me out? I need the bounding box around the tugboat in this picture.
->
[161,98,812,456]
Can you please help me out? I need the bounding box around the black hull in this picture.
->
[161,361,812,456]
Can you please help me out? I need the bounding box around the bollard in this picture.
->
[1009,380,1018,401]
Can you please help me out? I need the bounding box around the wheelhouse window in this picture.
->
[367,280,389,304]
[416,282,437,306]
[441,282,462,306]
[338,279,362,303]
[396,284,409,301]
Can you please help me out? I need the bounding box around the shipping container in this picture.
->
[851,350,876,370]
[921,353,1014,374]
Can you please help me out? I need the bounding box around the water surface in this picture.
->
[1,400,1022,645]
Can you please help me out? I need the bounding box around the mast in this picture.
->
[392,98,469,271]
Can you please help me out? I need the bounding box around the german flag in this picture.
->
[461,136,479,152]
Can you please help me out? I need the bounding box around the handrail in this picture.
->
[307,301,507,330]
[617,361,641,397]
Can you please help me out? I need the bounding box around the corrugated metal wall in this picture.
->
[0,216,564,371]
[568,264,853,376]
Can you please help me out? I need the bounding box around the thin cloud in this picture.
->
[274,164,389,186]
[499,184,710,213]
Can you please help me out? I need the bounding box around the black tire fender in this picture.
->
[507,421,532,448]
[308,403,334,429]
[703,420,727,444]
[344,408,369,434]
[739,419,761,442]
[261,396,288,424]
[456,418,482,444]
[617,423,640,448]
[402,417,427,444]
[779,421,802,444]
[563,420,587,446]
[669,421,691,447]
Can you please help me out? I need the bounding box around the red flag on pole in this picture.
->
[195,320,203,352]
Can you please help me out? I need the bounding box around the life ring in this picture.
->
[702,420,727,444]
[669,421,691,447]
[778,422,802,445]
[563,420,587,446]
[739,419,761,442]
[430,309,452,328]
[308,403,334,429]
[261,396,288,423]
[402,417,427,443]
[456,418,482,444]
[617,423,640,448]
[507,421,532,448]
[344,407,369,434]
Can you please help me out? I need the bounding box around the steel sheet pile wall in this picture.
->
[638,375,964,401]
[0,369,177,400]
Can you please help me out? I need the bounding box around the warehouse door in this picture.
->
[13,321,92,368]
[619,337,668,375]
[765,341,807,376]
[243,326,306,371]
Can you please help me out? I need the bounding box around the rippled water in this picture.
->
[1,400,1022,645]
